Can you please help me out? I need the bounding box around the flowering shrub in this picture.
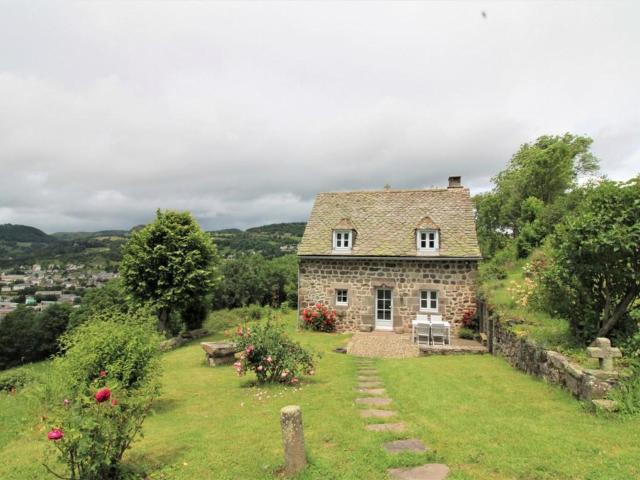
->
[507,277,538,309]
[301,303,337,332]
[233,317,316,384]
[44,309,162,480]
[460,308,477,330]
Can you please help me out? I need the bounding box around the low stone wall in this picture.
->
[491,317,619,402]
[159,328,209,351]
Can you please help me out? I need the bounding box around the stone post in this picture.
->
[280,405,306,475]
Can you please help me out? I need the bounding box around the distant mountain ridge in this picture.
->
[0,224,57,243]
[0,221,306,268]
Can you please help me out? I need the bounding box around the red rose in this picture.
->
[246,345,254,355]
[99,370,107,378]
[315,303,322,309]
[312,312,318,318]
[95,387,111,403]
[47,428,63,441]
[111,398,119,406]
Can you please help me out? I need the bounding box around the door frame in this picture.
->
[375,287,393,331]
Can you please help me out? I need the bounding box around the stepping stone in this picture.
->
[356,397,392,406]
[358,381,383,388]
[355,388,386,395]
[365,422,406,432]
[359,409,397,418]
[358,368,378,373]
[383,439,428,454]
[387,464,449,480]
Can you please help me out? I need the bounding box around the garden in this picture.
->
[1,310,640,479]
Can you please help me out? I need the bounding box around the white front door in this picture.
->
[375,288,393,330]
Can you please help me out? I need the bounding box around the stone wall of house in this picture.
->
[490,316,619,401]
[298,258,477,332]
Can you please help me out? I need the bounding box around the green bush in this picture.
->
[481,243,516,280]
[458,328,475,340]
[0,370,31,392]
[233,316,316,384]
[241,304,264,322]
[44,308,162,479]
[609,360,640,416]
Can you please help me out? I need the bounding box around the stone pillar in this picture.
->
[280,405,306,475]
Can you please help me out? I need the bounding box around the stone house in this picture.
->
[297,177,481,333]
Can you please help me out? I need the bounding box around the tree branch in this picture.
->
[597,287,639,338]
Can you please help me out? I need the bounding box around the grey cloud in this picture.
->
[0,2,638,232]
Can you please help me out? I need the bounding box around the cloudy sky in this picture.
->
[0,1,638,233]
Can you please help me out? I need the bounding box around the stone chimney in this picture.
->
[448,176,462,188]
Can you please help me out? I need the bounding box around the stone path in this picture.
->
[354,360,449,479]
[383,439,428,454]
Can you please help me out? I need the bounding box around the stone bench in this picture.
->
[201,342,238,366]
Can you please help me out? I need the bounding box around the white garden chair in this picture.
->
[412,314,430,343]
[430,323,448,346]
[415,323,431,347]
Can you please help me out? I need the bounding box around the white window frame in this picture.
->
[417,229,439,251]
[336,289,348,306]
[333,229,353,251]
[420,290,439,312]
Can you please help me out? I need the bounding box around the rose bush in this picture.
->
[233,316,316,384]
[301,303,337,332]
[43,308,162,480]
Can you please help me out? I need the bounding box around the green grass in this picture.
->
[1,312,639,479]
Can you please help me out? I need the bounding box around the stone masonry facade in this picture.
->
[298,258,478,332]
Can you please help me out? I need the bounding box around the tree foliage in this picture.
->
[119,210,219,332]
[0,303,73,370]
[474,133,599,257]
[540,177,640,342]
[211,253,297,309]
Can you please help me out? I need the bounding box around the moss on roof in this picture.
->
[298,187,481,258]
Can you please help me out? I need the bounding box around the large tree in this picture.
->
[542,177,640,342]
[120,210,219,332]
[475,133,599,257]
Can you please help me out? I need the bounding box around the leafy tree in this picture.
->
[119,210,219,333]
[475,133,599,258]
[266,254,298,307]
[0,304,72,370]
[68,280,130,329]
[541,177,640,342]
[212,254,270,309]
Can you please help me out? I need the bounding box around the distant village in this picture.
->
[0,263,117,319]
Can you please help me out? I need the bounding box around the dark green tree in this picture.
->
[541,177,640,342]
[120,210,219,333]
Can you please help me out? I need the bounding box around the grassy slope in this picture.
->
[1,312,639,479]
[479,259,598,367]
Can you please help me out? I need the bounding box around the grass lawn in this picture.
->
[1,311,639,479]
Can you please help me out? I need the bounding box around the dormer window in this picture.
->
[333,229,352,251]
[417,229,439,251]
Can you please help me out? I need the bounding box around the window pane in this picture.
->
[430,299,437,309]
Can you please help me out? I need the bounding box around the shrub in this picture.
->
[233,317,315,384]
[0,370,31,393]
[460,308,477,330]
[458,328,475,340]
[242,303,264,321]
[609,360,640,415]
[44,308,162,479]
[301,303,337,332]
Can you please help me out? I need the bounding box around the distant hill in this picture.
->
[209,222,306,259]
[52,230,130,241]
[0,224,57,243]
[0,221,306,268]
[245,222,306,237]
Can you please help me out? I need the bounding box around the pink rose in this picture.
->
[266,356,273,363]
[99,370,107,378]
[111,398,119,406]
[257,365,264,371]
[63,399,70,407]
[95,387,111,403]
[47,428,63,441]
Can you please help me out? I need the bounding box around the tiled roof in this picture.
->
[298,187,481,258]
